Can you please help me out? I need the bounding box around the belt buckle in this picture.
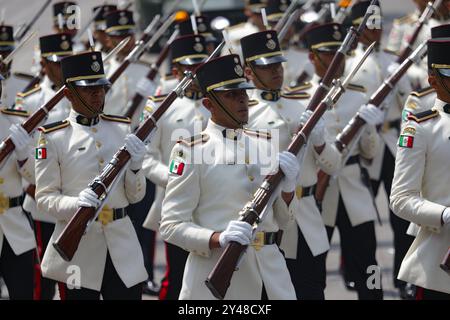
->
[98,205,114,226]
[0,192,9,214]
[251,231,264,251]
[296,186,303,199]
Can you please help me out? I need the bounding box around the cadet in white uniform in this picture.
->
[0,74,36,299]
[241,29,342,299]
[14,32,74,300]
[390,39,450,299]
[142,35,211,300]
[304,23,385,300]
[35,51,148,300]
[160,54,299,300]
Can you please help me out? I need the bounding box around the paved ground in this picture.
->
[0,0,416,300]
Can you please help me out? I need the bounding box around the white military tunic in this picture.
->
[160,119,298,300]
[247,89,342,258]
[1,73,28,107]
[390,99,450,294]
[141,92,210,231]
[305,75,381,227]
[36,110,148,291]
[0,108,36,257]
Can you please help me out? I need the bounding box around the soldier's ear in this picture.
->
[244,66,253,81]
[172,67,178,78]
[308,51,315,63]
[202,97,213,112]
[428,74,437,88]
[63,87,74,102]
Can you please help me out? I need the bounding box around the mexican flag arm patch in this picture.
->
[35,147,47,159]
[398,135,414,148]
[169,158,185,175]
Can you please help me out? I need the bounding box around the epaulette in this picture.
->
[248,99,259,107]
[407,109,439,123]
[148,94,168,103]
[100,114,131,123]
[394,13,416,25]
[281,92,311,100]
[383,48,400,57]
[13,72,34,81]
[177,133,209,147]
[38,120,70,133]
[16,85,41,98]
[244,129,271,139]
[411,86,434,98]
[284,81,312,93]
[0,108,29,117]
[347,83,367,93]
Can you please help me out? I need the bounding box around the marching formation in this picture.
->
[0,0,449,301]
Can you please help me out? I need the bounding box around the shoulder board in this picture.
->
[281,92,310,100]
[38,120,70,133]
[407,109,439,123]
[411,86,435,98]
[227,22,246,31]
[347,83,367,93]
[16,85,41,98]
[148,94,168,103]
[383,48,400,57]
[100,114,131,123]
[177,133,209,147]
[284,81,312,93]
[0,108,29,117]
[394,14,416,25]
[248,99,259,107]
[243,129,271,139]
[13,72,34,81]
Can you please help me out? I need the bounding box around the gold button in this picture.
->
[248,175,255,181]
[99,158,105,165]
[96,141,102,148]
[91,127,98,133]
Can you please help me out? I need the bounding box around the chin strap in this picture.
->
[248,62,274,92]
[209,91,246,128]
[67,81,105,116]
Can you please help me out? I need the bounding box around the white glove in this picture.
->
[77,188,101,208]
[358,104,384,126]
[9,124,32,161]
[219,220,253,248]
[125,134,146,171]
[300,110,325,146]
[442,208,450,225]
[136,77,156,97]
[278,151,300,193]
[387,62,400,75]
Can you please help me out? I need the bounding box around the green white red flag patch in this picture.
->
[35,147,47,159]
[398,135,414,148]
[169,159,185,175]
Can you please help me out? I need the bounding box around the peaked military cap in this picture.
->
[105,10,135,36]
[196,54,254,93]
[428,39,450,77]
[265,0,291,24]
[93,4,118,31]
[0,25,14,52]
[61,51,110,87]
[241,30,286,65]
[305,23,344,52]
[53,1,77,28]
[171,35,208,65]
[40,33,73,62]
[431,24,450,39]
[178,15,217,42]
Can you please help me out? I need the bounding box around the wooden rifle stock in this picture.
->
[441,247,450,272]
[53,41,226,262]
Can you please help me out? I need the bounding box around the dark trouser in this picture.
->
[33,220,57,300]
[0,236,34,299]
[286,225,327,300]
[159,242,188,300]
[128,179,157,282]
[326,196,383,300]
[64,251,143,300]
[371,146,414,289]
[416,287,450,300]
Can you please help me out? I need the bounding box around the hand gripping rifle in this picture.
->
[0,17,162,166]
[314,41,428,203]
[52,40,226,262]
[123,29,180,119]
[396,0,442,63]
[204,42,376,301]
